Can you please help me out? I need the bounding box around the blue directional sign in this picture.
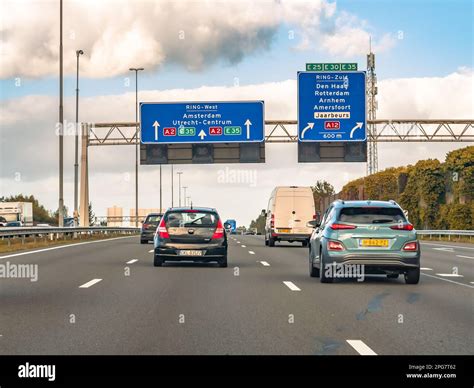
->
[140,101,264,144]
[298,71,366,142]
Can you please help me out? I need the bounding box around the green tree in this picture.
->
[311,180,335,210]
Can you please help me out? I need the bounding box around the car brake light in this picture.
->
[212,219,224,239]
[184,209,198,213]
[270,214,275,228]
[390,223,414,231]
[403,241,418,251]
[156,218,169,239]
[330,223,357,230]
[328,240,344,251]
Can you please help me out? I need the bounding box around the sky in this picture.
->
[0,0,473,226]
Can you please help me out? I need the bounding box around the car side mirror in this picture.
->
[306,220,319,228]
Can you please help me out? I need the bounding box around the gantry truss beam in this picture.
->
[86,120,474,146]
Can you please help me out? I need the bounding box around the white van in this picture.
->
[263,186,316,247]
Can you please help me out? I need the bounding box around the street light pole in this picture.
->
[183,186,188,207]
[177,172,183,207]
[58,0,64,227]
[74,49,84,226]
[159,164,162,212]
[171,164,174,207]
[129,67,144,226]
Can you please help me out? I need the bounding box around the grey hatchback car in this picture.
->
[308,200,420,284]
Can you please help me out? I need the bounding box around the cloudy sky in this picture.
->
[0,0,473,226]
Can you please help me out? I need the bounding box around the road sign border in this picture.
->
[297,71,367,142]
[140,100,265,144]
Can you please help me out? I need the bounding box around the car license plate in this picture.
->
[179,250,204,256]
[360,239,389,247]
[278,228,291,233]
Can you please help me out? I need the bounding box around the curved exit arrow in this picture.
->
[350,122,363,139]
[301,122,314,139]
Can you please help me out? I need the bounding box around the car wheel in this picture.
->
[153,255,163,267]
[140,239,148,244]
[265,237,269,246]
[404,268,420,284]
[268,236,275,247]
[302,241,308,247]
[219,256,228,268]
[309,248,320,278]
[387,273,399,279]
[319,250,333,283]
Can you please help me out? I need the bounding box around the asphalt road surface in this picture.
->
[0,235,472,355]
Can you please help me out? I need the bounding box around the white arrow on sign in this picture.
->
[198,129,207,140]
[153,121,160,141]
[244,119,252,139]
[350,122,363,139]
[301,122,314,139]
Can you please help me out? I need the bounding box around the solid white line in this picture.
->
[283,281,301,291]
[248,251,255,255]
[260,261,270,266]
[432,247,454,252]
[241,245,246,248]
[126,259,138,264]
[148,249,154,253]
[421,242,474,251]
[346,340,377,355]
[435,273,464,277]
[421,267,433,271]
[79,278,102,288]
[0,235,136,260]
[456,255,474,260]
[422,273,474,288]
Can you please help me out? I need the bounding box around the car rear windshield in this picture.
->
[145,215,162,224]
[165,211,218,227]
[338,207,405,224]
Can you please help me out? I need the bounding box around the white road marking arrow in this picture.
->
[245,119,252,139]
[301,122,314,139]
[153,121,160,141]
[349,122,363,139]
[198,129,207,140]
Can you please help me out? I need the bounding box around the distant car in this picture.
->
[153,207,227,267]
[6,221,21,227]
[308,200,420,284]
[36,223,51,227]
[140,213,163,244]
[0,216,7,227]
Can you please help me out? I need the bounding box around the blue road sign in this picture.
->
[140,101,264,144]
[298,71,366,142]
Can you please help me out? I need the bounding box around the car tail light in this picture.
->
[212,219,224,239]
[403,241,418,251]
[184,210,198,213]
[390,223,414,231]
[313,214,317,219]
[156,218,169,239]
[270,213,275,228]
[328,240,344,251]
[330,223,357,230]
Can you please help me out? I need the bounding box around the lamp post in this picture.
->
[129,67,144,226]
[177,172,183,207]
[74,49,84,226]
[58,0,64,227]
[171,164,174,207]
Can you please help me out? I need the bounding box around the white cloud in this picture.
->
[1,69,472,224]
[0,0,392,79]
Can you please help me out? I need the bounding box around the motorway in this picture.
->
[0,235,472,355]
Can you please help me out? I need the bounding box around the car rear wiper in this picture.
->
[372,219,394,224]
[187,215,206,225]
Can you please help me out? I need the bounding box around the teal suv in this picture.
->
[308,200,420,284]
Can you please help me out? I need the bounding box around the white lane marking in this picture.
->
[435,273,464,277]
[126,259,138,264]
[248,251,255,255]
[0,235,136,260]
[421,242,474,251]
[260,261,270,266]
[148,249,154,253]
[421,267,433,271]
[79,278,102,288]
[470,282,474,285]
[432,247,454,252]
[283,281,301,291]
[456,255,474,260]
[346,340,377,356]
[421,273,474,289]
[241,245,246,248]
[236,241,240,244]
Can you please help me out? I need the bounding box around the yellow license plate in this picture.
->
[278,228,291,233]
[361,239,389,247]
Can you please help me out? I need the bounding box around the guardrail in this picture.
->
[417,230,473,241]
[0,226,140,246]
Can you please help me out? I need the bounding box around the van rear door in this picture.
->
[291,191,314,234]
